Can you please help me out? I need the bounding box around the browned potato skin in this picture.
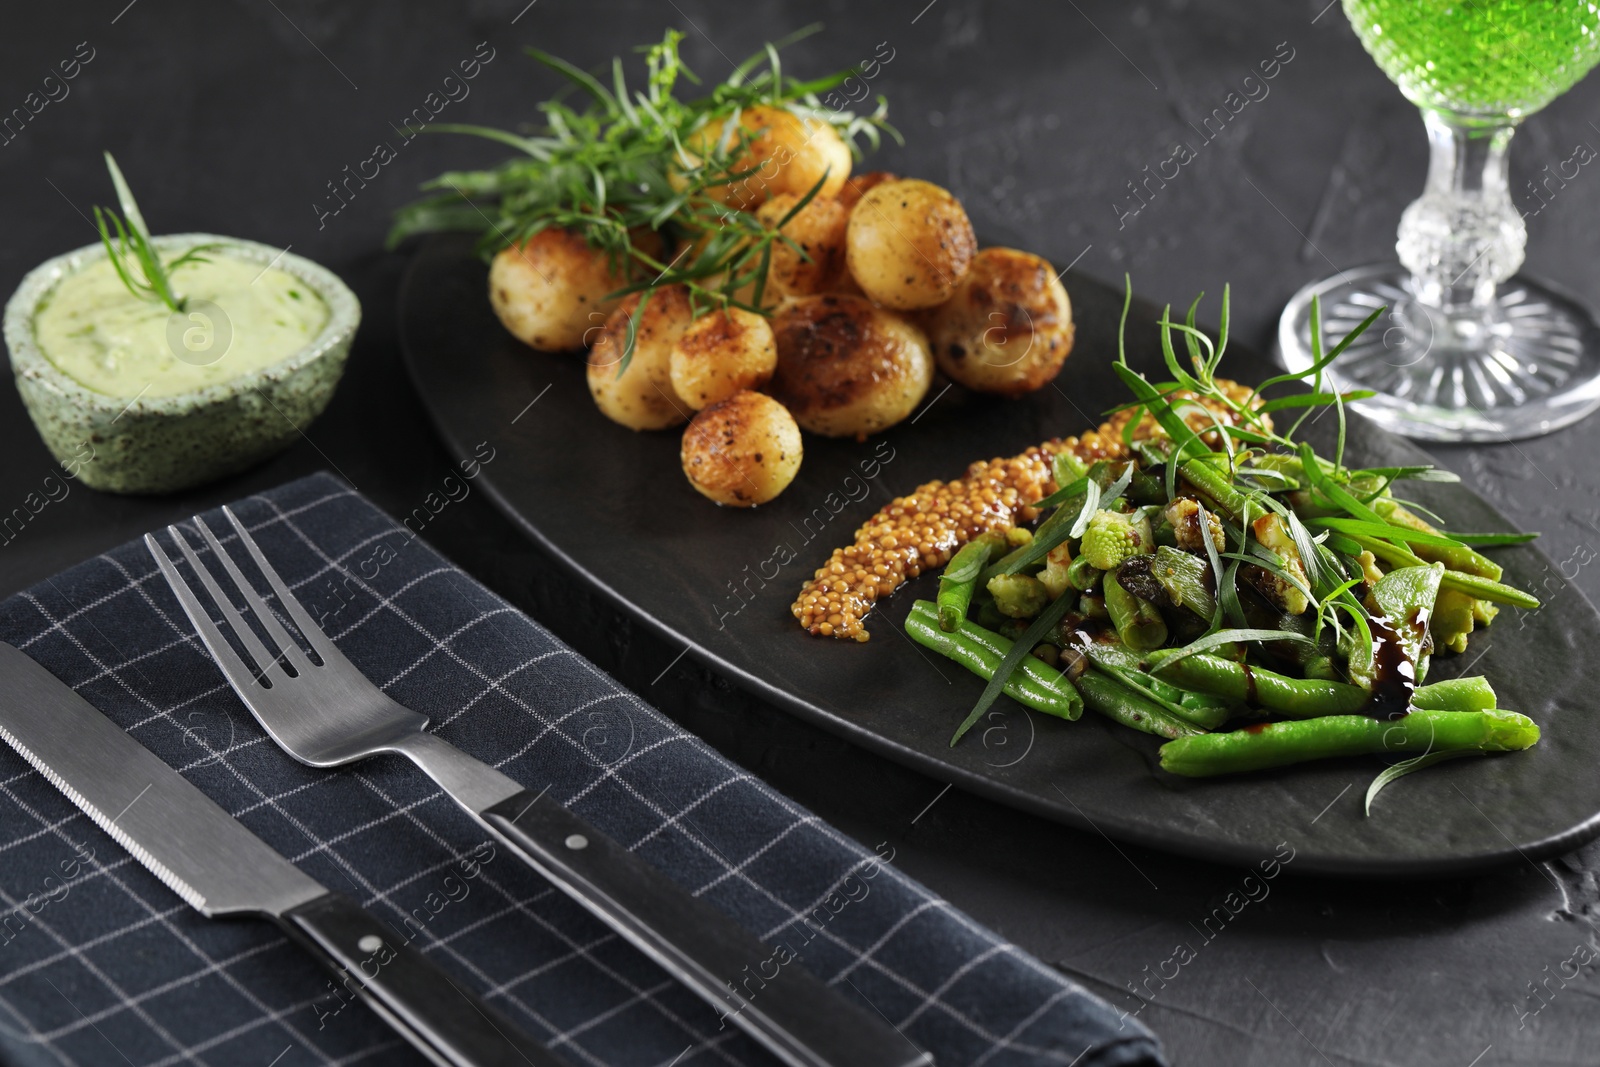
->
[769,294,934,438]
[586,286,695,431]
[846,179,977,310]
[489,228,631,352]
[836,170,900,211]
[681,391,803,506]
[670,308,777,409]
[756,194,852,297]
[681,105,852,210]
[926,248,1076,396]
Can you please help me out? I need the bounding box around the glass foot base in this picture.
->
[1277,264,1600,442]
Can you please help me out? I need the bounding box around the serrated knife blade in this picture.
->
[0,642,324,917]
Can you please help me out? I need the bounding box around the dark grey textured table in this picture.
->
[3,2,1599,1064]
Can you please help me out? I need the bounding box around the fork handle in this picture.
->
[479,790,930,1067]
[278,891,572,1067]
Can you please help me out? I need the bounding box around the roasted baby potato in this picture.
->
[670,307,778,409]
[845,178,977,310]
[769,294,933,437]
[756,194,852,297]
[586,286,695,430]
[679,104,852,210]
[489,228,631,352]
[836,170,900,211]
[925,247,1075,395]
[681,390,803,506]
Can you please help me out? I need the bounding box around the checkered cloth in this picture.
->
[0,473,1163,1067]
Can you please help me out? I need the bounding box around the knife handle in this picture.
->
[479,790,930,1067]
[279,891,571,1067]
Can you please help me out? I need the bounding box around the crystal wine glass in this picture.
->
[1278,0,1600,441]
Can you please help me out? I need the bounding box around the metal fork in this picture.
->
[147,508,929,1067]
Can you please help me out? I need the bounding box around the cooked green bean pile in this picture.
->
[907,286,1543,788]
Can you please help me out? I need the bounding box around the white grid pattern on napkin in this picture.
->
[0,477,1154,1067]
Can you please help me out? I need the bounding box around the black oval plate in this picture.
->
[400,233,1600,877]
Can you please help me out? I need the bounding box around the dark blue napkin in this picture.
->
[0,472,1163,1067]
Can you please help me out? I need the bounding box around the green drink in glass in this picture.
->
[1279,0,1600,440]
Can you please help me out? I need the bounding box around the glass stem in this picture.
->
[1396,111,1524,311]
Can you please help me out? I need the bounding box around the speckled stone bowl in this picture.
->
[4,233,359,494]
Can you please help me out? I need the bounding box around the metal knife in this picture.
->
[0,642,568,1067]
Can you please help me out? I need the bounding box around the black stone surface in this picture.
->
[3,2,1600,1063]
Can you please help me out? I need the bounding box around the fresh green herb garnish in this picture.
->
[1364,750,1481,814]
[388,27,896,325]
[93,152,216,314]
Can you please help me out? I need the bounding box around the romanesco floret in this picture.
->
[1081,510,1145,571]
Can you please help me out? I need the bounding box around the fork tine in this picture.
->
[146,532,275,689]
[164,523,290,681]
[218,506,348,666]
[192,516,313,673]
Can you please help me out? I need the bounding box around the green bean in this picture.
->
[1079,641,1146,675]
[1083,644,1234,730]
[1178,458,1248,521]
[1242,452,1306,487]
[1342,532,1539,609]
[1178,690,1236,728]
[975,596,1006,631]
[1159,708,1540,777]
[905,602,1082,722]
[1086,458,1166,506]
[1076,668,1205,739]
[1412,676,1497,713]
[1126,466,1169,506]
[1103,574,1168,650]
[1067,556,1101,591]
[1372,498,1502,580]
[937,532,1004,632]
[1301,653,1339,681]
[1152,652,1370,716]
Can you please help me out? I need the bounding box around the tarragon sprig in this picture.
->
[94,153,216,314]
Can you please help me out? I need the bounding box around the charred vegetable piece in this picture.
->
[1165,497,1226,555]
[1152,545,1217,619]
[1249,513,1311,615]
[1039,542,1075,600]
[988,572,1051,619]
[1431,588,1478,655]
[1103,573,1168,650]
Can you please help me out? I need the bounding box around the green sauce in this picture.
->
[33,253,329,398]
